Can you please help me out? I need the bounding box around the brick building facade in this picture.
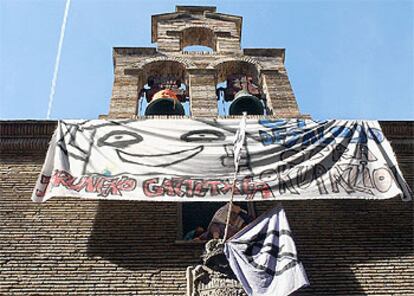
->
[1,6,413,295]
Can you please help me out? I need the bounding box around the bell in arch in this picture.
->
[229,90,265,116]
[145,89,185,116]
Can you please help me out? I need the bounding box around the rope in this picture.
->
[222,112,247,242]
[222,171,238,242]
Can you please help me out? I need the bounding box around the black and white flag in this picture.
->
[224,207,309,296]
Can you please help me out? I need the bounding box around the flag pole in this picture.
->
[222,112,247,243]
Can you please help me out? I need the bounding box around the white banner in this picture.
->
[32,119,412,202]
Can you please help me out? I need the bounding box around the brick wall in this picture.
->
[0,121,413,295]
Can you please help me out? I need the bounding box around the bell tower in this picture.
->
[107,6,304,118]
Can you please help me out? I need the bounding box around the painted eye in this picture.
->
[98,131,143,148]
[180,129,226,142]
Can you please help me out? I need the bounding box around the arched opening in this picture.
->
[215,61,268,116]
[181,27,216,51]
[137,61,190,116]
[182,45,214,53]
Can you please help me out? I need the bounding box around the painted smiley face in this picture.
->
[80,122,235,177]
[96,129,226,168]
[57,120,241,178]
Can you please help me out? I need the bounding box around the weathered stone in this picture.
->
[107,6,301,118]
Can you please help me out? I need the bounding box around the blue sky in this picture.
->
[1,0,413,120]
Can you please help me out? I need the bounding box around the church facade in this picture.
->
[1,6,413,295]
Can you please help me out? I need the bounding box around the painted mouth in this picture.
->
[116,145,204,167]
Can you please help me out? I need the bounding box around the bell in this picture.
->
[145,89,185,116]
[145,98,185,116]
[229,90,265,116]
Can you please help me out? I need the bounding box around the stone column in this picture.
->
[261,69,300,117]
[188,69,218,117]
[108,69,141,119]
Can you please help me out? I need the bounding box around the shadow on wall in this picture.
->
[87,198,413,295]
[86,200,203,271]
[278,198,413,295]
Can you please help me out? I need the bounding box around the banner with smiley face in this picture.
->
[32,119,412,202]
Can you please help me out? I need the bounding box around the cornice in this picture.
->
[379,121,414,138]
[0,120,412,155]
[0,121,57,155]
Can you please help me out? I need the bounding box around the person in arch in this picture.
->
[198,203,254,241]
